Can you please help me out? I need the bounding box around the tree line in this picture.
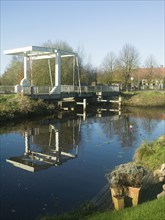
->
[1,40,162,90]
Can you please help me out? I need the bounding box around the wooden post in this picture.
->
[128,186,141,206]
[76,99,87,110]
[119,96,121,111]
[83,99,86,111]
[24,131,30,155]
[113,196,124,210]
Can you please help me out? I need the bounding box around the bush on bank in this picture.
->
[0,94,53,123]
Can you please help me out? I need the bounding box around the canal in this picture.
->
[0,108,164,220]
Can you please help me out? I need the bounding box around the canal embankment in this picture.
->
[0,94,56,124]
[0,91,164,124]
[121,90,165,107]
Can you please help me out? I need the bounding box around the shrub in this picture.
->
[105,163,148,188]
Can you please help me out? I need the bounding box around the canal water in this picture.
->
[0,108,164,220]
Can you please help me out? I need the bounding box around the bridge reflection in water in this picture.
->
[6,119,81,172]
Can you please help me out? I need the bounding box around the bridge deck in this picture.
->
[30,91,119,101]
[0,85,119,98]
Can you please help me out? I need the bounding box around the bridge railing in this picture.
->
[61,85,119,93]
[0,86,15,94]
[0,85,119,94]
[61,85,80,93]
[80,85,119,93]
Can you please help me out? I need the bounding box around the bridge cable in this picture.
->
[48,59,53,87]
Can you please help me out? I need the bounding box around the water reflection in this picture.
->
[6,119,81,172]
[5,109,164,173]
[1,108,164,220]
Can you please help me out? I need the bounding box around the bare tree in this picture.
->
[144,55,158,69]
[76,45,95,85]
[101,52,117,84]
[118,44,140,90]
[144,55,158,83]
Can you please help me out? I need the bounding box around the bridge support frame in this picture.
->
[20,54,30,87]
[55,51,61,94]
[4,46,80,95]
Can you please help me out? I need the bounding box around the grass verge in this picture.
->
[85,196,165,220]
[38,196,165,220]
[121,91,165,107]
[133,135,165,170]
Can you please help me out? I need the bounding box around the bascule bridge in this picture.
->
[4,46,120,109]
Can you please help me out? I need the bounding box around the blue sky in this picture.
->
[1,0,164,74]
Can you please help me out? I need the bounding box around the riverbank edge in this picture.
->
[121,90,165,107]
[39,135,165,220]
[0,91,165,124]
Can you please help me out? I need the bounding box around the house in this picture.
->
[132,67,165,90]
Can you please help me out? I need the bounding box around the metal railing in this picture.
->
[0,86,15,94]
[0,85,119,94]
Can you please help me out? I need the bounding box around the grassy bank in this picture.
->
[133,135,165,171]
[39,196,164,220]
[0,91,164,123]
[85,196,164,220]
[39,136,165,220]
[121,91,165,107]
[0,94,54,123]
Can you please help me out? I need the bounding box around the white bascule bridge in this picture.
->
[4,45,120,108]
[4,46,80,94]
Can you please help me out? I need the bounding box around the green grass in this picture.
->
[133,136,165,170]
[122,91,165,107]
[85,196,165,220]
[39,197,165,220]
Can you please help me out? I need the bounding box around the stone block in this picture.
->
[162,184,165,191]
[157,191,165,199]
[153,169,161,177]
[159,176,165,182]
[160,164,165,172]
